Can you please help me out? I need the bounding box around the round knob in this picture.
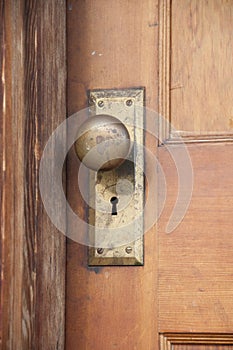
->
[74,115,131,171]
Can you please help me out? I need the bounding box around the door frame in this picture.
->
[0,1,66,348]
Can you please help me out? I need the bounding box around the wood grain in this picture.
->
[160,333,233,350]
[158,143,233,333]
[159,0,233,143]
[1,1,25,347]
[1,1,66,349]
[170,0,233,138]
[159,0,171,142]
[158,1,233,335]
[66,0,158,349]
[34,2,66,348]
[67,0,233,348]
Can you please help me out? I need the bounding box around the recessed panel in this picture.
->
[170,0,233,139]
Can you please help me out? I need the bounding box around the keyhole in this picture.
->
[110,196,118,215]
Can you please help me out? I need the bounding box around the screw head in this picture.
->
[97,248,104,254]
[89,96,95,105]
[125,246,133,254]
[98,100,104,108]
[126,99,133,107]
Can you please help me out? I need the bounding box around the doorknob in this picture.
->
[74,115,131,171]
[75,88,144,266]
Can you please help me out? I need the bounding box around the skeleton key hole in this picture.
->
[110,196,119,215]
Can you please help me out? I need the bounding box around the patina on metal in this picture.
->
[74,115,131,171]
[78,88,144,266]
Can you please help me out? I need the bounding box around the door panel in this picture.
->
[159,144,233,332]
[66,1,158,349]
[66,0,233,349]
[158,0,233,338]
[170,0,233,137]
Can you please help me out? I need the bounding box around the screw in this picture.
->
[126,99,133,107]
[98,100,104,108]
[97,248,104,254]
[125,246,133,254]
[89,96,95,105]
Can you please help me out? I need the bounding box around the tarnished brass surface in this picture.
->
[87,88,144,266]
[74,115,131,171]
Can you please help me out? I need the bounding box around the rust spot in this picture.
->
[96,135,104,144]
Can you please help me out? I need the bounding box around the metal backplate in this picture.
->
[88,88,144,266]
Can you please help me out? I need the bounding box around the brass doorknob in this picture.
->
[74,115,131,171]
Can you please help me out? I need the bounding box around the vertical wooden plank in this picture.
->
[23,2,38,346]
[34,1,66,348]
[0,1,66,349]
[1,1,25,347]
[66,1,159,349]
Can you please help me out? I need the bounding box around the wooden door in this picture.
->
[66,1,233,349]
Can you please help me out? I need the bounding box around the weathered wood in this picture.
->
[34,2,66,349]
[1,1,66,349]
[1,1,25,348]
